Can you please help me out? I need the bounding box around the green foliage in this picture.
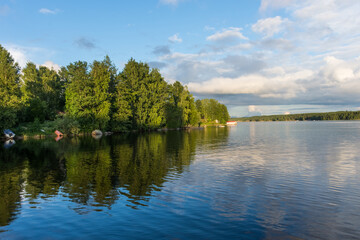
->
[90,56,116,129]
[195,98,229,124]
[20,62,64,122]
[114,59,169,130]
[39,66,64,118]
[166,81,199,128]
[0,44,22,131]
[165,103,183,128]
[15,114,80,136]
[52,115,80,135]
[63,57,116,131]
[63,61,93,130]
[0,44,227,133]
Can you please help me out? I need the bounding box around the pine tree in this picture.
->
[63,61,95,130]
[90,56,117,129]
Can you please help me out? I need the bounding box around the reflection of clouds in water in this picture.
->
[327,142,358,186]
[192,122,360,238]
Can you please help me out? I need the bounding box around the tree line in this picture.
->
[232,111,360,122]
[0,44,229,133]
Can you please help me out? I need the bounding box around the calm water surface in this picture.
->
[1,121,360,239]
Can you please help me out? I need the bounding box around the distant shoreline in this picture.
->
[231,110,360,122]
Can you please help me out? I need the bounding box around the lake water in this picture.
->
[1,121,360,239]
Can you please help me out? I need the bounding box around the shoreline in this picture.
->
[1,125,223,141]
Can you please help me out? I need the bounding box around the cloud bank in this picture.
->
[151,0,360,116]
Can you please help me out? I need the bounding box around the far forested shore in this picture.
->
[232,111,360,122]
[0,44,229,137]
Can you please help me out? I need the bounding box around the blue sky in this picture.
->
[2,0,360,117]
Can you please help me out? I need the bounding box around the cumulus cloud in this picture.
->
[39,8,58,15]
[168,33,182,43]
[75,37,96,49]
[252,16,290,38]
[206,27,248,43]
[186,55,360,107]
[187,68,310,99]
[152,1,360,117]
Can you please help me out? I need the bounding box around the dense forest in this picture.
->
[232,111,360,122]
[0,44,229,135]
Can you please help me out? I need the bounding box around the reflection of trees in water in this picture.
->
[0,128,229,226]
[0,150,25,227]
[0,139,68,227]
[113,131,197,205]
[63,131,199,208]
[63,146,118,208]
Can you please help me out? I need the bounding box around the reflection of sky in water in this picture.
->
[186,122,360,239]
[1,122,360,239]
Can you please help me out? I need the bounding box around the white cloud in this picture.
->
[206,27,248,42]
[5,44,57,70]
[6,45,29,68]
[252,16,290,38]
[168,33,182,43]
[41,61,61,72]
[39,8,58,15]
[187,68,311,99]
[158,0,360,109]
[151,1,360,115]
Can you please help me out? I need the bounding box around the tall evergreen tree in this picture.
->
[114,59,168,130]
[0,44,22,130]
[90,56,117,129]
[63,57,116,130]
[63,61,95,130]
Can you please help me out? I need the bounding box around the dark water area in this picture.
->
[1,122,360,239]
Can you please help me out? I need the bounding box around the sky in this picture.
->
[1,0,360,117]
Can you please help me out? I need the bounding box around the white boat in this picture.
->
[3,129,15,139]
